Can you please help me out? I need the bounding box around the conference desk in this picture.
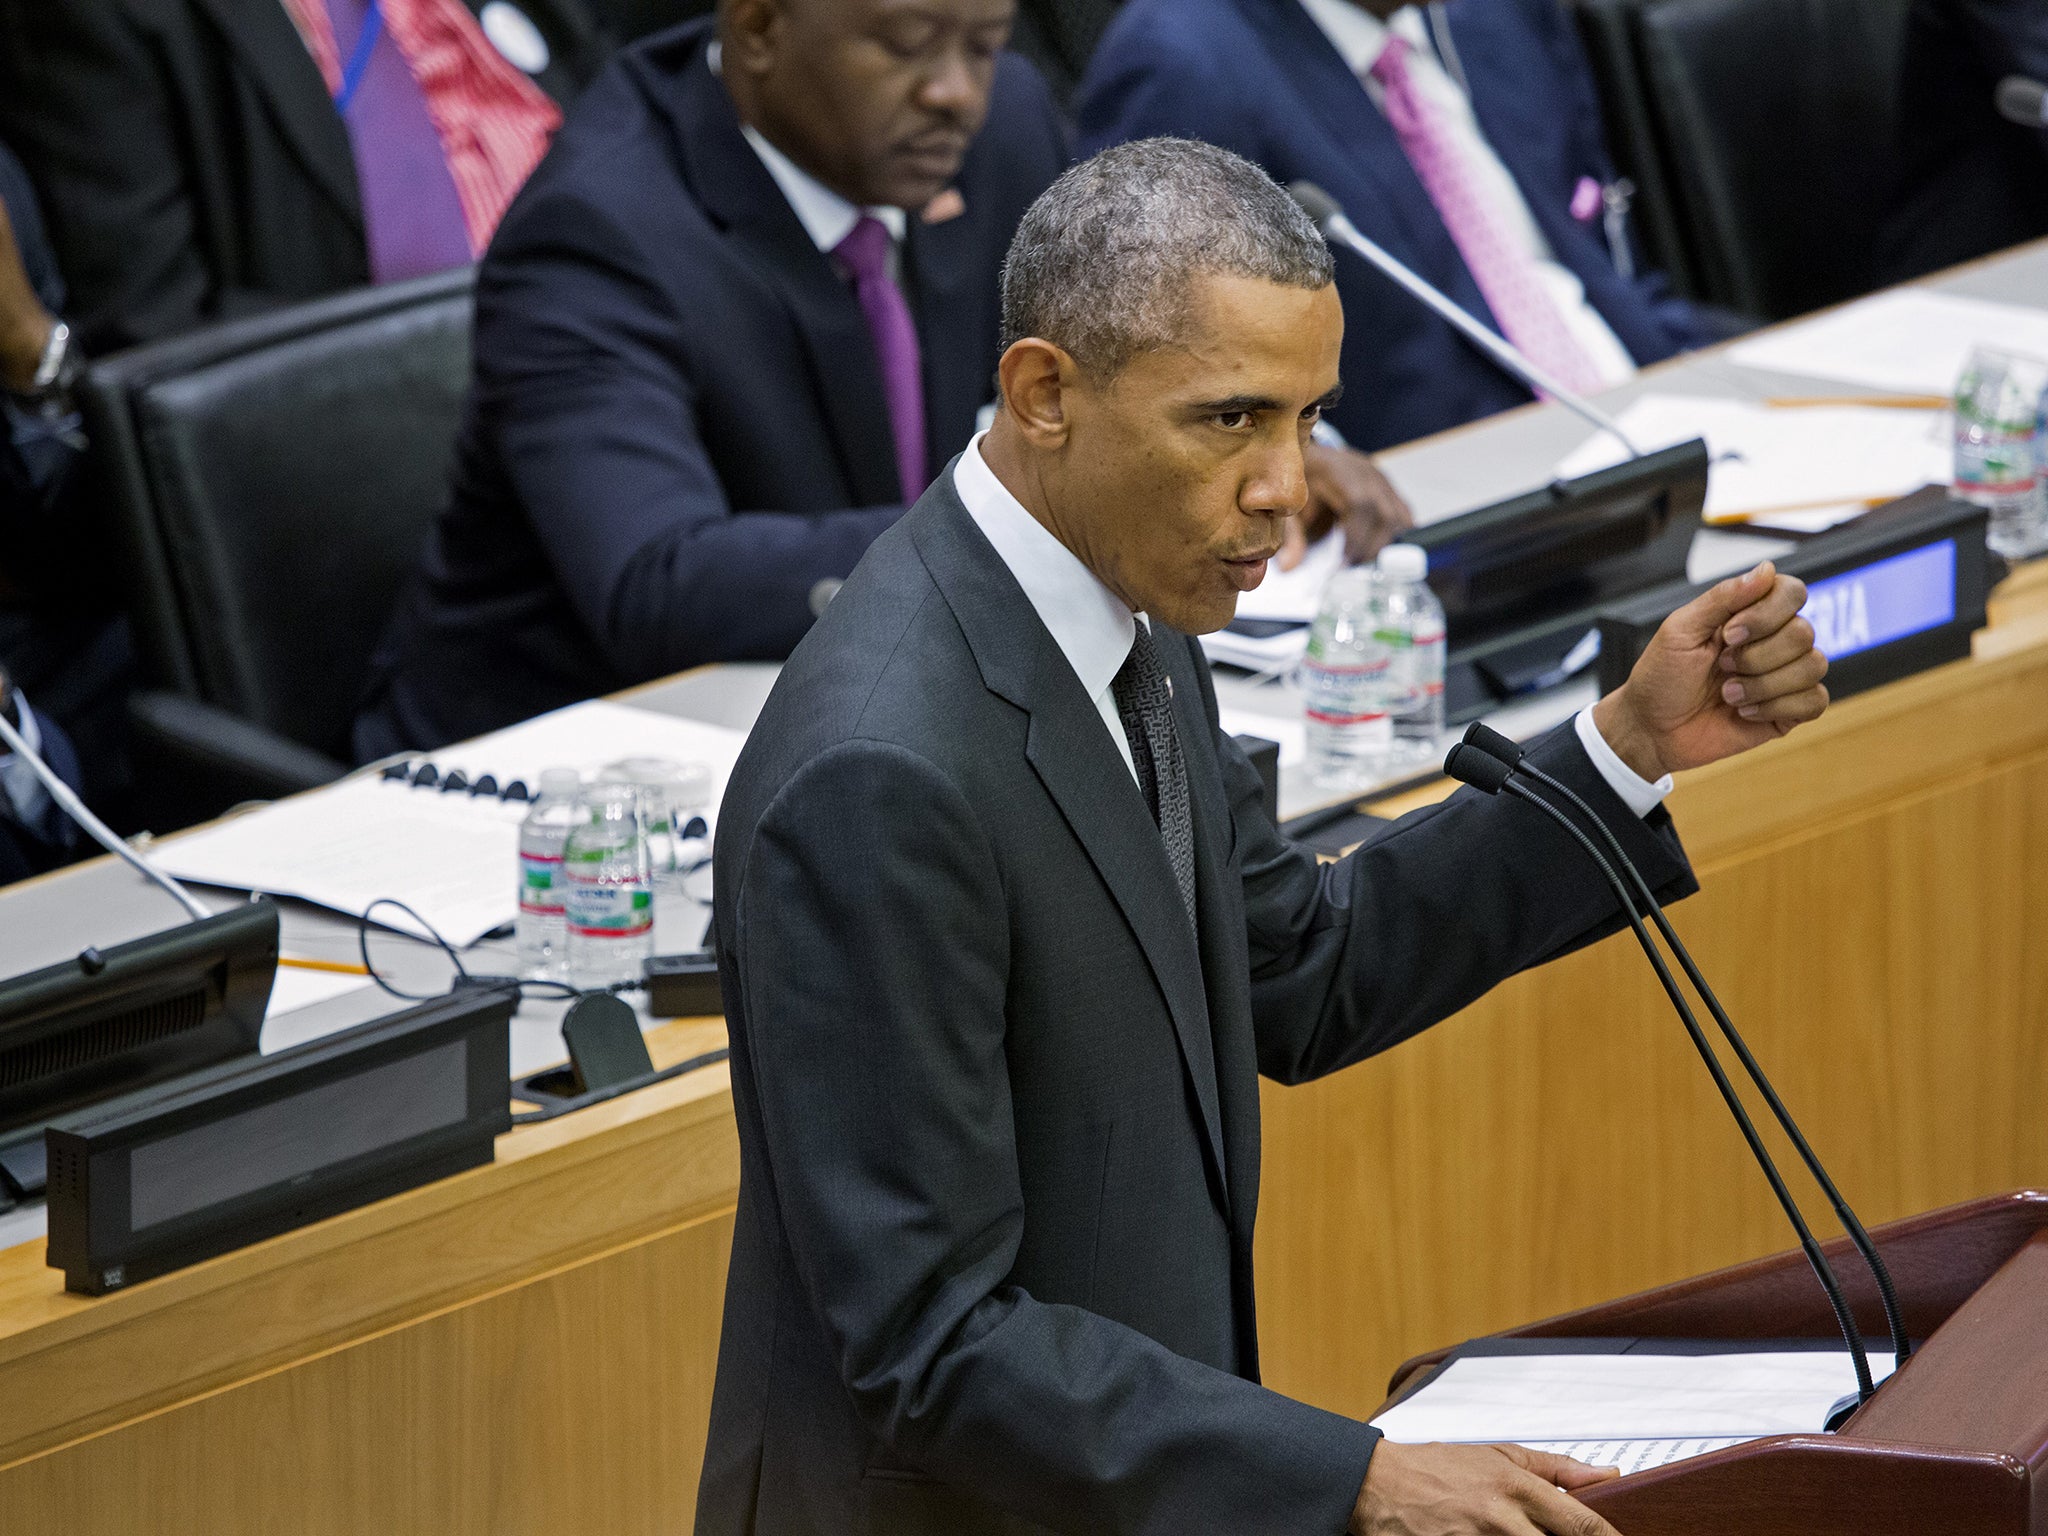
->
[0,241,2045,1529]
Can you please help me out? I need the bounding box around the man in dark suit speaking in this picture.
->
[703,139,1830,1535]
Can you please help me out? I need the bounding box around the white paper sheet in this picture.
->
[1216,706,1307,768]
[1512,1438,1756,1476]
[1235,529,1347,623]
[1370,1350,1896,1446]
[264,966,371,1020]
[1728,289,2048,397]
[1555,395,1950,528]
[158,701,749,946]
[1199,625,1310,674]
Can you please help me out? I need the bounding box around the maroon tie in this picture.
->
[833,215,928,501]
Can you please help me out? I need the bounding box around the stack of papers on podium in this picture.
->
[1370,1349,1896,1475]
[1728,289,2048,396]
[1555,394,1950,533]
[158,700,749,946]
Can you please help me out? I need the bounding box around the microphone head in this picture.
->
[1995,75,2048,127]
[1444,742,1514,795]
[1286,180,1345,233]
[1460,721,1524,769]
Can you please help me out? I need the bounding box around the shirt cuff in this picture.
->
[1574,706,1671,819]
[0,693,53,828]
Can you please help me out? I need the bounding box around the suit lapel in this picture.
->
[908,490,1231,1203]
[1446,1,1632,332]
[658,45,902,506]
[1235,0,1500,330]
[190,0,363,228]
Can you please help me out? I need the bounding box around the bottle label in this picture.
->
[518,851,563,917]
[564,878,653,939]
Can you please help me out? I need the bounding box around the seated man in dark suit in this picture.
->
[0,143,92,885]
[354,0,1069,755]
[0,665,80,887]
[0,0,609,354]
[1076,0,1718,452]
[1878,0,2048,284]
[702,138,1829,1533]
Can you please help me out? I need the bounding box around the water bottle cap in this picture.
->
[1376,543,1427,581]
[538,767,582,797]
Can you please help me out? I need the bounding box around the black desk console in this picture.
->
[46,983,516,1295]
[1598,490,1992,703]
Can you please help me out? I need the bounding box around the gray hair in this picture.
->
[999,137,1335,378]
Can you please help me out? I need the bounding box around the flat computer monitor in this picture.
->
[0,901,278,1200]
[1407,438,1708,719]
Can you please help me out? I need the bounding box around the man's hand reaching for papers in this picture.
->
[1351,1440,1623,1536]
[1593,560,1829,782]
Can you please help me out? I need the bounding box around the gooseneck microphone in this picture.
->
[1443,742,1879,1411]
[1459,722,1912,1370]
[1995,76,2048,129]
[0,709,210,922]
[1286,180,1645,459]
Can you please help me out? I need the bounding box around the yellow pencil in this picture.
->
[278,956,372,977]
[1763,395,1950,411]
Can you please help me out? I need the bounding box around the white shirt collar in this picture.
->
[952,433,1137,705]
[709,40,907,252]
[740,124,908,252]
[1295,0,1427,76]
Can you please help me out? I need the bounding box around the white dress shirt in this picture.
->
[952,434,1671,815]
[739,124,908,255]
[1295,0,1638,389]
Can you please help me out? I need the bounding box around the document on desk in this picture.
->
[1555,394,1950,532]
[1728,288,2048,397]
[1370,1349,1896,1473]
[157,701,748,946]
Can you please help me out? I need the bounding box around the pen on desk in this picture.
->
[278,956,372,977]
[1763,395,1950,411]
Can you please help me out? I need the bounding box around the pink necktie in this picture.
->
[1370,36,1606,397]
[833,216,929,502]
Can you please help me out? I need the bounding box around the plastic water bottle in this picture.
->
[1302,564,1393,787]
[1374,543,1447,765]
[514,767,582,980]
[603,757,684,887]
[1953,347,2048,558]
[563,779,654,989]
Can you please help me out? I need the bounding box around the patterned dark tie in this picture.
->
[1112,623,1198,935]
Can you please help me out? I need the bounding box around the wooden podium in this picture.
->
[1384,1192,2048,1535]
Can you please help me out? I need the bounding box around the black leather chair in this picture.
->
[78,270,475,825]
[1593,0,1915,321]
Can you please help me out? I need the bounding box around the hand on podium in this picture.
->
[1593,560,1829,782]
[1351,1440,1623,1536]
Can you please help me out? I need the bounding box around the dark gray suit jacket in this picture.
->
[701,469,1696,1535]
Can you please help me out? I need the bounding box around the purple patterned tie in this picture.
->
[322,0,474,282]
[833,215,928,501]
[1370,36,1606,396]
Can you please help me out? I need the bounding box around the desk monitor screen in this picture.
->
[0,902,277,1194]
[1409,438,1709,649]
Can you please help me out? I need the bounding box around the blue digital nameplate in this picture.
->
[1799,539,1957,662]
